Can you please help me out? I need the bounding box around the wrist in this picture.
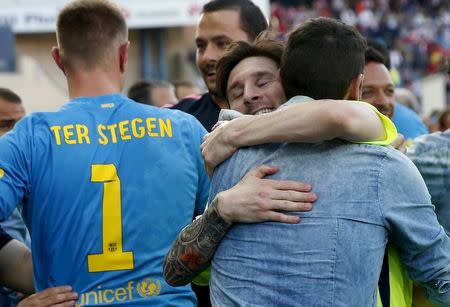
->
[224,122,241,153]
[213,192,234,225]
[227,115,255,149]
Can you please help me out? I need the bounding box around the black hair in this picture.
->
[216,31,284,99]
[0,88,22,104]
[367,39,391,69]
[281,17,367,100]
[365,47,386,65]
[203,0,268,41]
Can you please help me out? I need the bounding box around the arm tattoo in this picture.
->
[163,197,232,286]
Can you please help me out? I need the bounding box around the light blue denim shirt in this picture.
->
[407,129,450,234]
[209,98,450,307]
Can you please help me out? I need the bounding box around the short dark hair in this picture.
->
[281,17,367,100]
[216,31,284,99]
[127,80,174,106]
[127,81,152,105]
[367,39,391,69]
[173,80,199,99]
[202,0,268,41]
[172,80,196,88]
[365,46,387,66]
[57,0,127,69]
[0,88,22,104]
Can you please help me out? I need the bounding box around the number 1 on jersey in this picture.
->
[88,164,134,272]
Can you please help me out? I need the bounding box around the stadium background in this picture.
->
[0,0,448,120]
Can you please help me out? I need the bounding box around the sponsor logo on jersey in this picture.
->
[137,278,161,297]
[75,277,162,306]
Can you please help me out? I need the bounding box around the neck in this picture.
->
[211,94,229,109]
[66,68,122,100]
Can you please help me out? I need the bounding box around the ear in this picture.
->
[345,73,364,100]
[51,46,66,74]
[119,41,130,73]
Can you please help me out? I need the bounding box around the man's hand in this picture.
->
[18,286,78,307]
[216,165,317,224]
[202,121,237,176]
[202,116,252,176]
[211,120,226,131]
[163,164,316,286]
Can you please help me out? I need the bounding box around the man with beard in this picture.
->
[172,0,268,132]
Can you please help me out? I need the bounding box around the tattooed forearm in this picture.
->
[163,197,232,286]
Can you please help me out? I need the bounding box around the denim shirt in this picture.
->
[407,129,450,234]
[209,106,450,307]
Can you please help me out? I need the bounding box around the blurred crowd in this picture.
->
[133,0,450,133]
[270,0,450,129]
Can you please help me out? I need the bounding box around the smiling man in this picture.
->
[172,0,268,131]
[225,51,285,115]
[361,48,396,119]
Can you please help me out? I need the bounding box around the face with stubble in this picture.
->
[195,9,250,96]
[226,56,286,115]
[361,62,395,118]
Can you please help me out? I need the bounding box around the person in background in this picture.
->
[366,40,428,141]
[408,110,450,232]
[357,46,416,307]
[0,89,25,138]
[170,1,269,304]
[0,226,78,307]
[0,89,30,246]
[173,80,201,100]
[439,109,450,131]
[406,108,450,307]
[0,88,31,307]
[394,88,421,114]
[127,80,177,107]
[172,0,269,132]
[423,109,444,133]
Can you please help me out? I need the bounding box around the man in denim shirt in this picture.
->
[206,19,450,306]
[407,131,450,233]
[407,59,450,234]
[164,29,397,290]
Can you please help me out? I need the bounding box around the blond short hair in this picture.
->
[56,0,128,69]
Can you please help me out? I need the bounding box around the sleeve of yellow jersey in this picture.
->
[351,100,397,146]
